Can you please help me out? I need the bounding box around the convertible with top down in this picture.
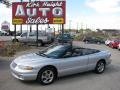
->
[10,45,111,85]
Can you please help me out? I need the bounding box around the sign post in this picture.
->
[20,0,23,34]
[62,24,64,44]
[14,25,16,41]
[36,24,38,46]
[29,0,32,32]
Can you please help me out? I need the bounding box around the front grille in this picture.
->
[12,62,17,68]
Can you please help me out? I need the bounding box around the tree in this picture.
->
[2,0,11,8]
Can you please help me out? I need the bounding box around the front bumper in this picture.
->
[106,59,112,66]
[11,70,37,80]
[10,63,38,81]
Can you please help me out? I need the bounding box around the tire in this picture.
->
[51,38,54,43]
[37,67,57,85]
[85,41,88,44]
[106,44,109,46]
[95,60,106,74]
[37,40,43,47]
[111,45,114,49]
[97,42,100,44]
[12,39,19,42]
[118,48,120,51]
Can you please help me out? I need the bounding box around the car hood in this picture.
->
[14,53,51,66]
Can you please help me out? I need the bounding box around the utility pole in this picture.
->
[76,22,79,32]
[69,20,71,33]
[81,22,83,30]
[86,24,87,29]
[81,22,83,35]
[29,0,32,32]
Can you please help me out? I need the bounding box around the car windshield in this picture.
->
[21,33,27,37]
[38,45,68,58]
[59,34,71,38]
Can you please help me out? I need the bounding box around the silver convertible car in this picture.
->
[10,45,111,85]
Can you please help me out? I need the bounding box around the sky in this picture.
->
[1,0,120,31]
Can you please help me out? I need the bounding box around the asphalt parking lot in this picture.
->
[0,41,120,90]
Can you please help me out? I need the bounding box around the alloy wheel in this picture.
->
[41,70,54,84]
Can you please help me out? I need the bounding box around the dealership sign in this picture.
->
[12,1,66,25]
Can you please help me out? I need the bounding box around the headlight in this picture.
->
[18,65,33,70]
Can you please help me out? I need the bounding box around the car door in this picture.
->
[27,32,36,43]
[58,51,89,76]
[19,33,28,43]
[86,50,100,71]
